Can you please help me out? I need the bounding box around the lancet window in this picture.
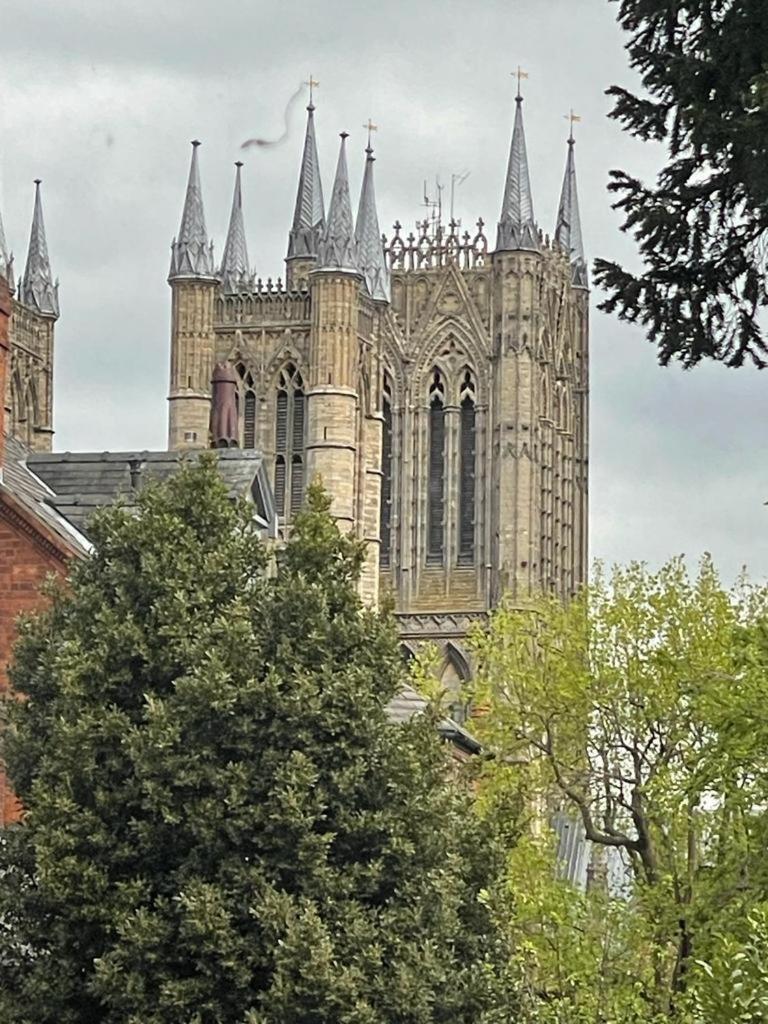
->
[458,369,476,566]
[379,376,394,568]
[236,363,257,450]
[427,369,446,565]
[274,363,306,518]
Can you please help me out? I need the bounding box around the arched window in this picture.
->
[427,369,445,565]
[458,369,476,565]
[379,377,393,568]
[236,363,257,450]
[275,364,305,518]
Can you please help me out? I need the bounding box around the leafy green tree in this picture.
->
[470,557,768,1018]
[594,0,768,368]
[0,460,510,1024]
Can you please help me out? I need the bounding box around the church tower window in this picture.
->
[458,369,476,565]
[379,377,393,568]
[275,363,305,519]
[427,369,446,565]
[243,391,256,449]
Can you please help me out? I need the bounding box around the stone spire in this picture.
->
[169,140,217,281]
[219,162,252,292]
[496,88,539,253]
[554,130,588,289]
[0,199,14,293]
[354,132,389,302]
[287,101,325,260]
[317,132,358,273]
[21,180,59,318]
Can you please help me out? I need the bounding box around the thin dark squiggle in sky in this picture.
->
[241,83,305,149]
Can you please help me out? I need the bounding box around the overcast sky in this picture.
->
[1,0,765,583]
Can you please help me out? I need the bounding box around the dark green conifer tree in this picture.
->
[0,459,510,1024]
[595,0,768,368]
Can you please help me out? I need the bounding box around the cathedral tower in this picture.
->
[167,141,218,450]
[165,80,589,676]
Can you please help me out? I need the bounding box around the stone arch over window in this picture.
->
[440,642,471,723]
[380,373,394,569]
[427,367,446,566]
[235,362,256,449]
[274,362,306,518]
[458,368,477,566]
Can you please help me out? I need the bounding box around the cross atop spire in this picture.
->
[0,197,14,293]
[169,140,217,281]
[355,135,389,302]
[21,180,59,318]
[496,74,539,253]
[219,162,252,293]
[363,119,377,151]
[287,100,326,261]
[305,74,320,110]
[554,123,588,289]
[317,132,359,273]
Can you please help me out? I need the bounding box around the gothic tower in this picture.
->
[3,180,59,452]
[166,83,589,686]
[167,141,218,451]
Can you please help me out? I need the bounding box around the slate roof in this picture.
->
[1,435,90,555]
[388,682,482,756]
[26,448,276,538]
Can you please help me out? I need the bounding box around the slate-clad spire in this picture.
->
[496,90,539,253]
[317,132,358,273]
[0,199,14,292]
[219,162,252,292]
[21,180,59,318]
[169,140,216,281]
[354,137,389,302]
[554,132,588,289]
[287,102,325,260]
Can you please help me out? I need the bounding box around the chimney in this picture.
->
[0,272,11,477]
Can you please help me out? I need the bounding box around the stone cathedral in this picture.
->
[2,86,589,688]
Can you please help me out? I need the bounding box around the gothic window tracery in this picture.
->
[274,363,305,518]
[380,376,394,569]
[236,363,256,449]
[427,368,446,565]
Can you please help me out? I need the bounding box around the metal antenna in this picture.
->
[450,170,470,222]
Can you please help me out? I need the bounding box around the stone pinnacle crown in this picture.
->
[316,132,359,273]
[219,162,252,292]
[354,141,389,302]
[169,140,217,281]
[554,133,588,289]
[287,103,326,261]
[496,91,539,253]
[21,179,59,318]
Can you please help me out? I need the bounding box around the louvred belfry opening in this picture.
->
[380,377,393,568]
[458,370,476,565]
[427,369,445,566]
[274,364,306,519]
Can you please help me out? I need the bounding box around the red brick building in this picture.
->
[0,273,86,824]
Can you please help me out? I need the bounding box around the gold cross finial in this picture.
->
[513,66,528,100]
[564,108,582,141]
[363,118,378,150]
[305,75,320,107]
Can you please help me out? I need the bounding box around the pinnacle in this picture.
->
[21,179,59,318]
[355,143,389,302]
[169,140,217,281]
[287,104,326,261]
[496,91,539,253]
[317,132,358,273]
[219,162,252,292]
[554,134,588,288]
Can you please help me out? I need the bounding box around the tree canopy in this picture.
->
[594,0,768,368]
[470,556,768,1019]
[0,460,509,1024]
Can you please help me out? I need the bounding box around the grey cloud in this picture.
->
[2,0,765,584]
